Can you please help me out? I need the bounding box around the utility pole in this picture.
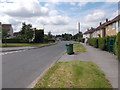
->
[78,22,80,33]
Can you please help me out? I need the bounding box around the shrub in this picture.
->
[98,38,106,50]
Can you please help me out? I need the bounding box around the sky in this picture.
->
[0,0,119,35]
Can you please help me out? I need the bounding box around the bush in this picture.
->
[98,38,106,50]
[115,32,120,60]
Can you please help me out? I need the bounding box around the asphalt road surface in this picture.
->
[2,42,67,88]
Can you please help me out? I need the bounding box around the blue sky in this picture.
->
[0,0,119,35]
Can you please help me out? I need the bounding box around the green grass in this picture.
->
[73,42,86,53]
[2,42,59,48]
[35,61,112,88]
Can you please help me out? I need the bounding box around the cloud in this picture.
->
[85,10,106,22]
[0,0,49,18]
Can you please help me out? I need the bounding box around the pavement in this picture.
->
[2,42,67,88]
[59,42,119,88]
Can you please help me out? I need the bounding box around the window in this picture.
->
[112,23,116,30]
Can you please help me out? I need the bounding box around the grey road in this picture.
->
[2,42,67,88]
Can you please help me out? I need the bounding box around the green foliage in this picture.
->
[33,29,44,43]
[20,22,34,42]
[118,33,120,60]
[115,32,120,60]
[98,38,106,50]
[89,36,117,54]
[2,38,27,43]
[72,32,83,41]
[2,28,10,39]
[62,33,72,41]
[88,38,98,48]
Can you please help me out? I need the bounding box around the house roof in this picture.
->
[105,15,120,26]
[96,22,107,30]
[84,28,96,34]
[2,24,12,29]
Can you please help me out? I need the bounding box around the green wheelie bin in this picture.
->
[66,43,74,55]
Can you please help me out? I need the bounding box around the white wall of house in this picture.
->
[83,34,90,38]
[9,26,14,38]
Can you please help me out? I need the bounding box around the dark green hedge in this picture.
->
[115,32,120,60]
[98,38,106,50]
[89,36,116,53]
[2,38,28,43]
[88,38,98,48]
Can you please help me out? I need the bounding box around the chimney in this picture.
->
[106,19,108,22]
[100,22,102,25]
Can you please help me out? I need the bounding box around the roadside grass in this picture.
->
[34,61,112,88]
[73,42,86,53]
[2,42,59,48]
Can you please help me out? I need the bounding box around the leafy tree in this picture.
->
[62,33,72,41]
[20,22,34,42]
[48,31,52,39]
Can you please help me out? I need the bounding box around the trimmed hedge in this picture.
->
[2,38,28,43]
[115,32,120,60]
[118,33,120,60]
[88,38,98,48]
[89,36,116,53]
[98,38,106,50]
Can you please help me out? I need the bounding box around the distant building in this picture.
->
[2,23,14,38]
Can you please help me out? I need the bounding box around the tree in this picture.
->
[62,33,72,41]
[20,22,34,42]
[48,31,52,39]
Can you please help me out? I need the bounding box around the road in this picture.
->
[2,42,67,88]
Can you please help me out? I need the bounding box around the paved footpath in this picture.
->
[59,43,119,88]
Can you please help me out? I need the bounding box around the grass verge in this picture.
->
[34,61,112,88]
[2,42,59,48]
[73,42,86,53]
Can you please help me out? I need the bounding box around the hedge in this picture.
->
[2,38,28,43]
[89,36,116,53]
[115,32,120,60]
[98,38,106,50]
[88,38,98,48]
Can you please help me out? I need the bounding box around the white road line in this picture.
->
[1,50,26,55]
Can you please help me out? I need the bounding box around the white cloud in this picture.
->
[85,10,106,22]
[0,0,49,18]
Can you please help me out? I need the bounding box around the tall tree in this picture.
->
[20,22,34,42]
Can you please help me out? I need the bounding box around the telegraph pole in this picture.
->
[78,22,80,33]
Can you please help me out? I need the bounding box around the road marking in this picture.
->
[1,50,26,55]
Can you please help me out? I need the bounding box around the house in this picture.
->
[105,15,120,36]
[2,23,14,38]
[92,19,110,38]
[83,27,96,39]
